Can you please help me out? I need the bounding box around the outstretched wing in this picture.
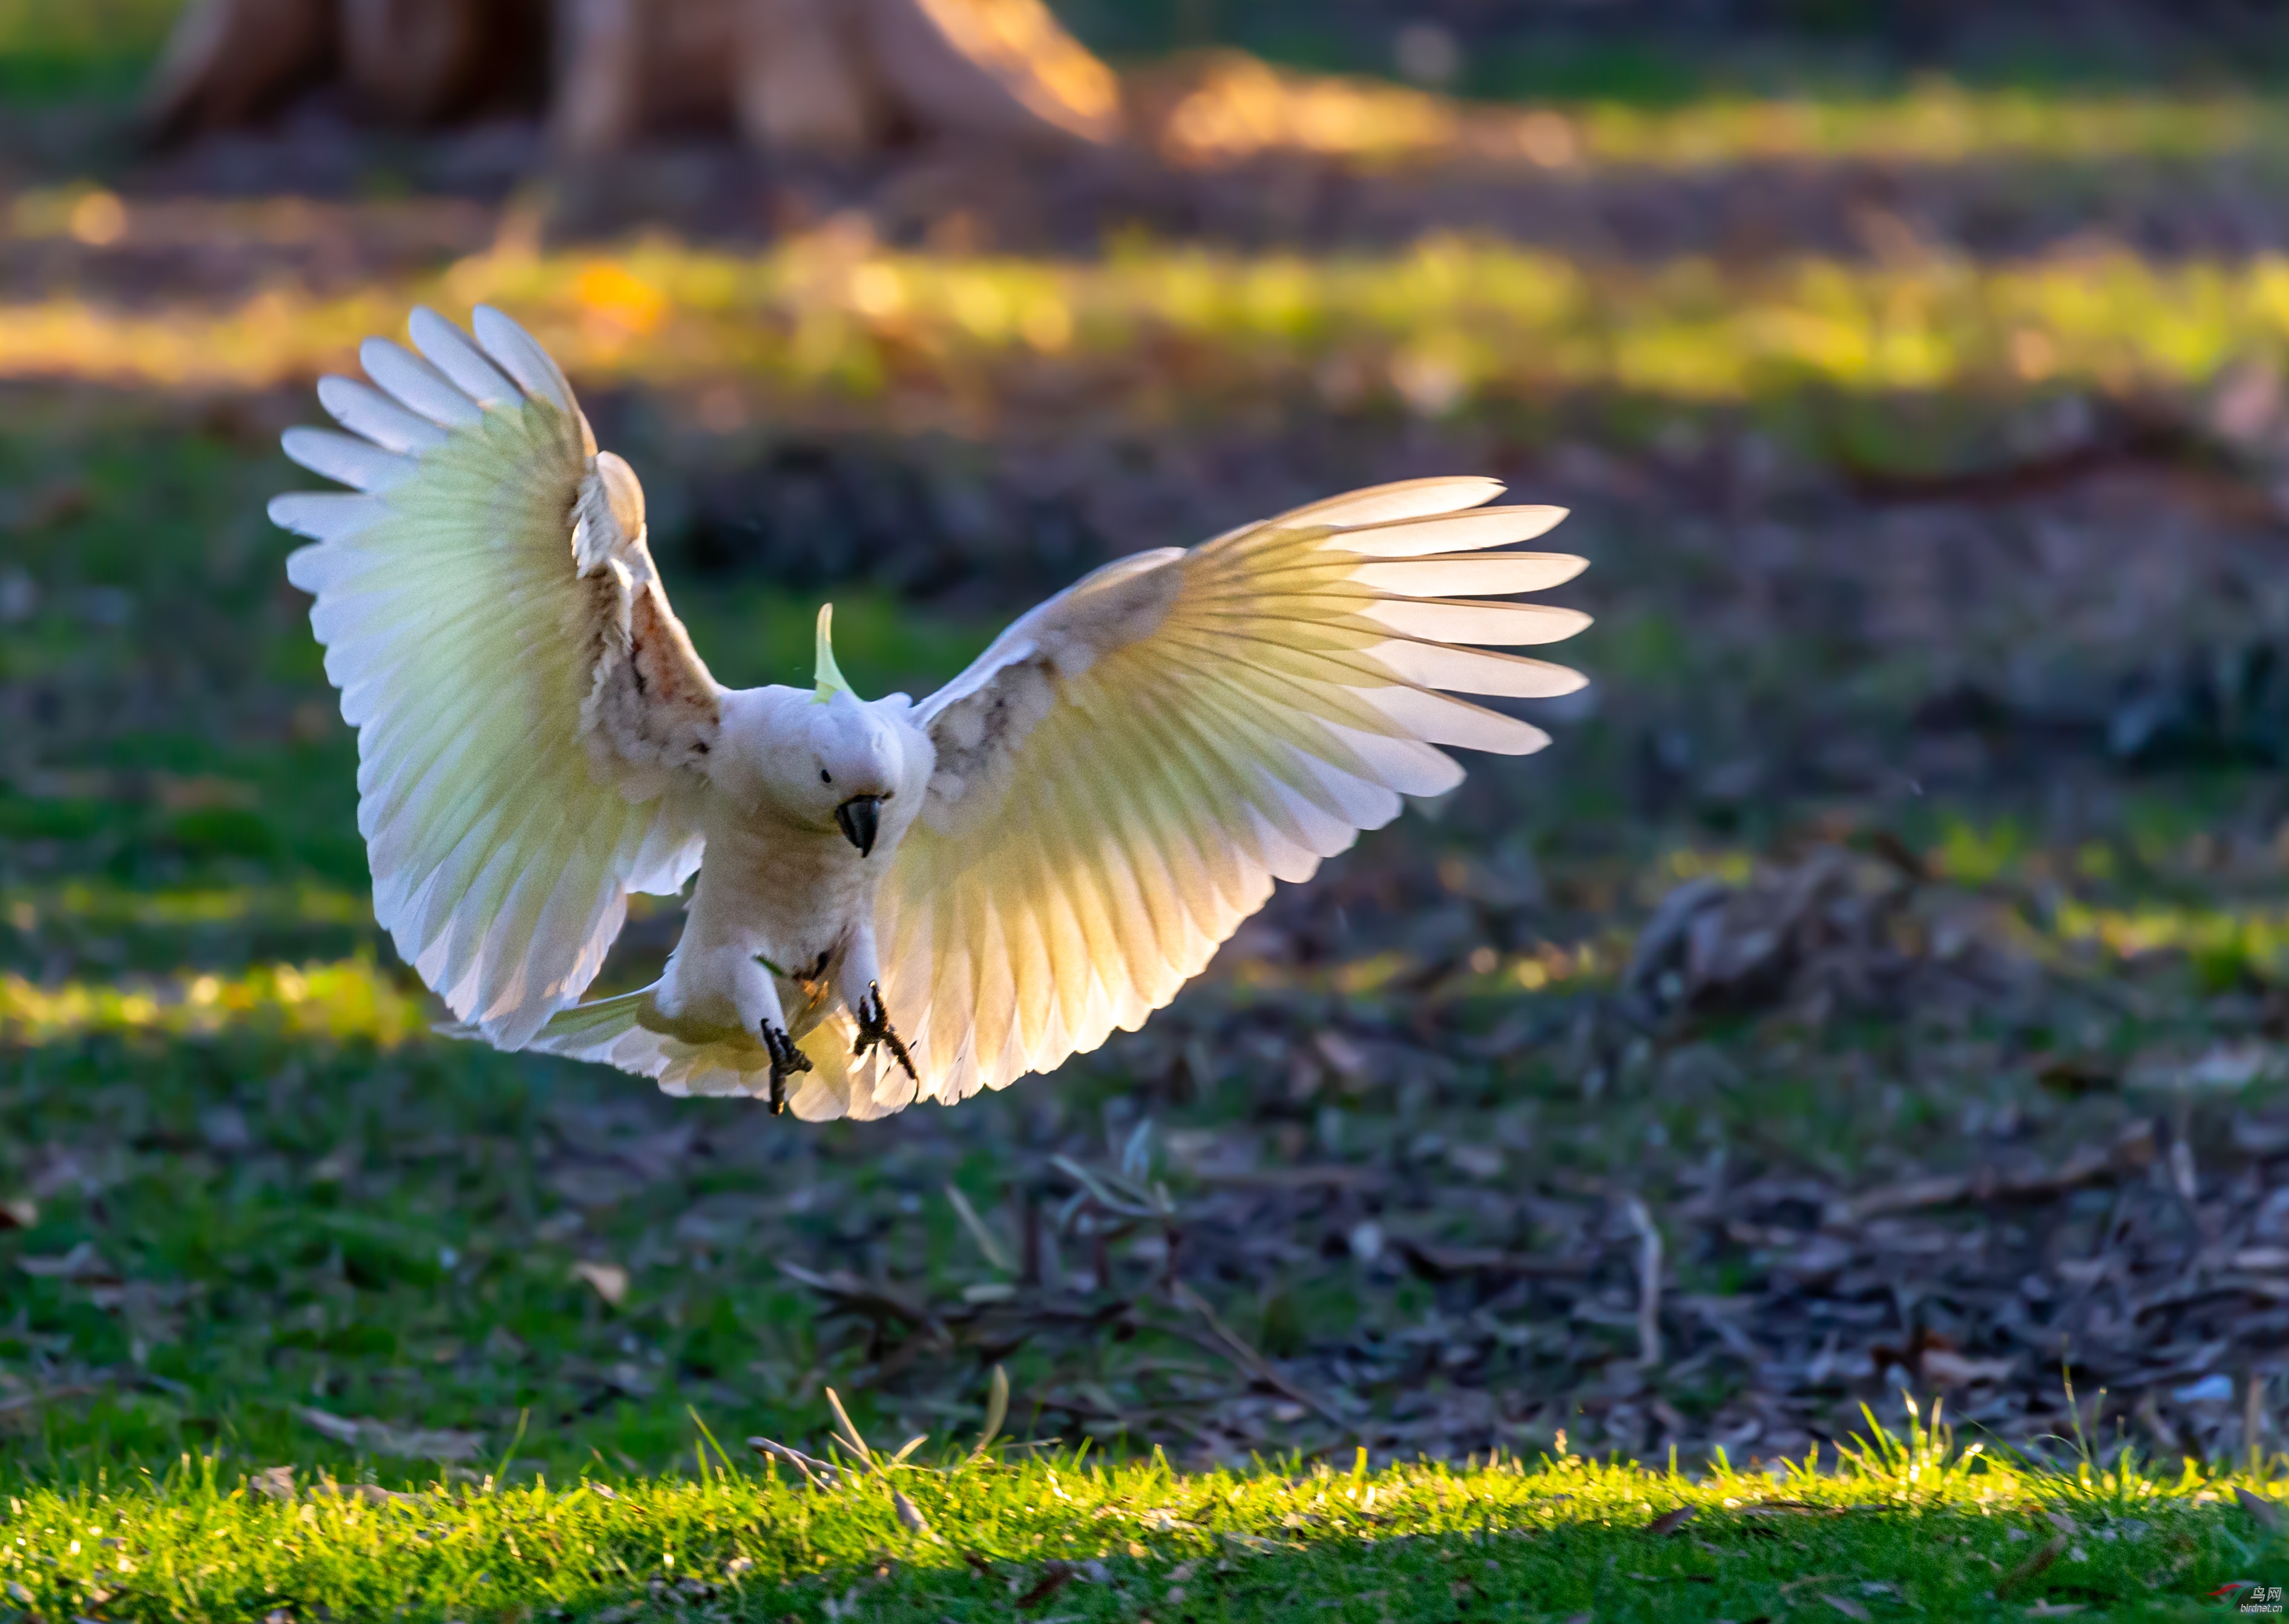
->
[272,306,720,1047]
[876,477,1589,1105]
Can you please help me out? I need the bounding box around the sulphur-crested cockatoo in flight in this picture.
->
[272,307,1589,1121]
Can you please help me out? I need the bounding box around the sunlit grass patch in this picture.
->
[2,880,372,935]
[0,1409,2268,1622]
[14,229,2289,417]
[0,959,424,1046]
[1657,845,1758,889]
[2051,899,2289,990]
[0,880,384,976]
[1148,59,2285,171]
[0,287,416,392]
[1557,82,2277,168]
[1230,940,1623,999]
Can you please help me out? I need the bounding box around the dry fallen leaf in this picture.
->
[1822,1596,1872,1622]
[294,1406,362,1445]
[292,1405,483,1461]
[1922,1349,2015,1387]
[18,1241,110,1280]
[2238,1487,2284,1534]
[1647,1504,1699,1536]
[573,1259,629,1306]
[1014,1563,1074,1609]
[1996,1532,2070,1597]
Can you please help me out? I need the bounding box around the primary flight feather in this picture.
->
[273,307,1591,1121]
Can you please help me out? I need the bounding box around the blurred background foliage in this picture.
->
[0,0,182,102]
[21,0,2289,103]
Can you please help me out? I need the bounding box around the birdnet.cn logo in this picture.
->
[2224,1582,2287,1614]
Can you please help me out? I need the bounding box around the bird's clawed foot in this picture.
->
[852,981,918,1082]
[761,1022,812,1116]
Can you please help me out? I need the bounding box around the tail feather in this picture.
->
[501,987,918,1122]
[524,987,655,1047]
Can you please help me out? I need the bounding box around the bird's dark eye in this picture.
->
[820,768,832,784]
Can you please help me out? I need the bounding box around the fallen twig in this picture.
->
[1194,1165,1386,1191]
[1625,1196,1663,1368]
[1167,1280,1358,1438]
[1014,1562,1074,1609]
[1646,1505,1696,1535]
[1050,1154,1175,1221]
[746,1436,843,1491]
[1391,1236,1594,1281]
[968,1364,1010,1461]
[0,1382,102,1416]
[1831,1123,2155,1225]
[1994,1533,2069,1599]
[824,1386,880,1475]
[778,1262,942,1335]
[944,1183,1014,1273]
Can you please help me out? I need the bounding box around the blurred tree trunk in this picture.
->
[730,0,890,156]
[146,0,1122,151]
[143,0,333,142]
[343,0,550,124]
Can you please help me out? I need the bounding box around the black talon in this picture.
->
[852,980,918,1082]
[761,1023,812,1116]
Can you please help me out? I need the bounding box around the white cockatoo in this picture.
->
[272,307,1590,1121]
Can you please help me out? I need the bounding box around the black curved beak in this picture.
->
[834,794,882,857]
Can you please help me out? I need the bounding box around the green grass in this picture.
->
[0,1418,2278,1621]
[4,910,2283,1619]
[0,0,180,102]
[13,306,2289,1615]
[13,230,2289,443]
[14,995,2267,1619]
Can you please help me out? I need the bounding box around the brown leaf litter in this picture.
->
[738,842,2289,1472]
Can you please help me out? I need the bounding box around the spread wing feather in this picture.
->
[877,477,1589,1106]
[273,306,721,1047]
